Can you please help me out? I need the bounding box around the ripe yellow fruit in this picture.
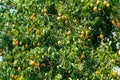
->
[43,9,47,13]
[30,60,35,66]
[11,74,17,80]
[66,41,70,44]
[95,70,99,75]
[58,13,62,16]
[67,31,71,35]
[82,51,85,55]
[11,74,14,78]
[111,59,115,63]
[44,13,47,16]
[41,9,44,13]
[13,39,18,45]
[81,54,85,59]
[99,34,104,39]
[90,3,93,7]
[112,20,115,25]
[57,40,61,45]
[13,61,17,65]
[61,15,65,19]
[73,19,77,24]
[80,35,84,40]
[93,7,98,12]
[118,50,120,56]
[81,31,85,36]
[103,1,107,5]
[96,0,100,4]
[19,41,22,45]
[112,70,118,77]
[81,0,84,2]
[18,67,21,71]
[57,16,61,21]
[86,31,89,35]
[0,52,2,56]
[106,3,110,8]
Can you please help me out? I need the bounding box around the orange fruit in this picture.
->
[116,22,120,27]
[29,27,33,31]
[32,17,36,21]
[112,70,118,77]
[11,74,17,80]
[30,13,36,20]
[36,30,40,35]
[35,63,39,67]
[37,42,41,47]
[93,7,98,12]
[40,63,46,67]
[85,34,89,39]
[99,34,104,39]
